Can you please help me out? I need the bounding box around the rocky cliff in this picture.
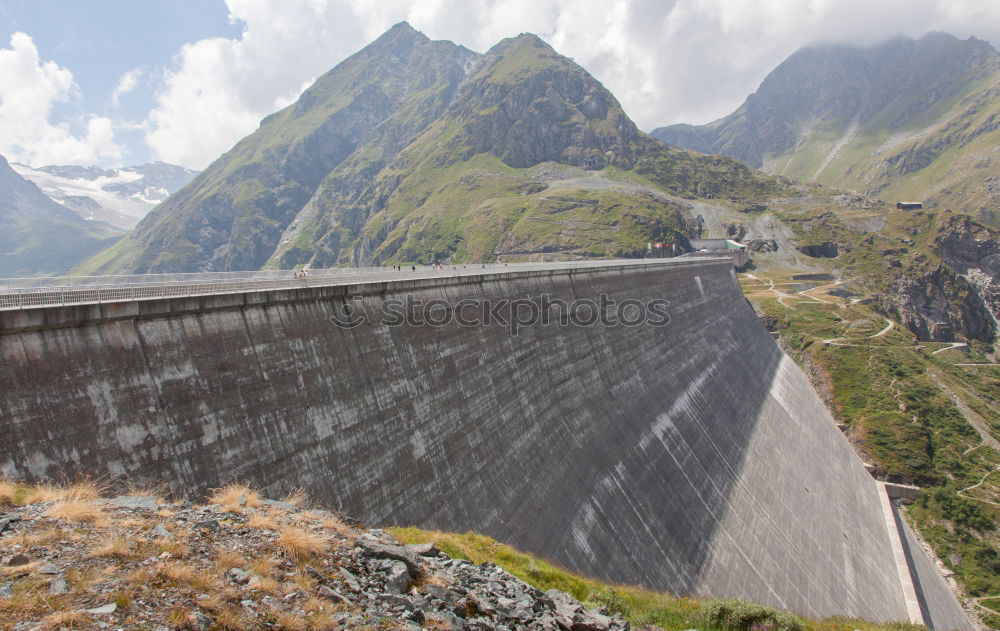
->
[933,215,1000,333]
[872,215,998,342]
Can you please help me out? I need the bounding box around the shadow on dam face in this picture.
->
[0,260,940,624]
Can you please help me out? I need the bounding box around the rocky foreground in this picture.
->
[0,484,632,631]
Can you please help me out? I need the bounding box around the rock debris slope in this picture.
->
[0,489,631,631]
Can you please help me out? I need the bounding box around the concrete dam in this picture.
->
[0,259,972,629]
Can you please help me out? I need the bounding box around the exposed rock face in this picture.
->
[746,239,778,253]
[723,222,748,240]
[447,34,642,170]
[879,265,993,341]
[798,242,839,258]
[933,215,1000,335]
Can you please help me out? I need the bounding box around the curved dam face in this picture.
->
[0,260,949,624]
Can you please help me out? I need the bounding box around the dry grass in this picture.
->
[159,561,197,584]
[422,572,452,589]
[0,480,18,506]
[126,568,156,588]
[277,527,326,561]
[167,607,200,630]
[281,488,308,508]
[9,524,68,550]
[274,611,308,630]
[27,480,105,503]
[64,566,107,595]
[196,593,226,613]
[208,483,262,513]
[40,610,88,630]
[157,562,213,592]
[125,479,170,501]
[1,559,42,578]
[45,500,102,524]
[290,571,317,592]
[301,597,345,629]
[90,535,132,559]
[211,605,249,631]
[250,574,282,595]
[154,537,190,559]
[250,557,278,578]
[214,551,246,573]
[247,512,280,531]
[319,513,357,540]
[302,597,332,615]
[305,613,338,631]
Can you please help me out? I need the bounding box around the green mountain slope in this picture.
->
[651,32,1000,224]
[79,23,479,274]
[78,26,780,274]
[0,154,122,277]
[283,32,778,267]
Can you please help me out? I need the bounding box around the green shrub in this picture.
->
[932,488,995,532]
[699,598,804,631]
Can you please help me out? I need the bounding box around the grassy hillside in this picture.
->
[282,33,783,268]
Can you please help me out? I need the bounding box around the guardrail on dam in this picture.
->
[0,260,972,629]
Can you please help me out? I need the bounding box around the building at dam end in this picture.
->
[0,260,974,630]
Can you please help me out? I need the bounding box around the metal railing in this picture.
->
[0,259,709,311]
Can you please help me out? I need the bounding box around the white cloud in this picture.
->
[0,32,122,166]
[144,0,372,169]
[110,67,143,107]
[143,0,1000,169]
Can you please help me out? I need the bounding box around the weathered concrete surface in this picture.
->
[0,260,964,625]
[895,503,976,631]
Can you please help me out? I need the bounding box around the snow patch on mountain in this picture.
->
[10,162,198,230]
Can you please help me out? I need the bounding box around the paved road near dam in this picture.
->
[0,259,973,629]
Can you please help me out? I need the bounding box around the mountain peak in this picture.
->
[370,21,426,48]
[424,31,649,171]
[498,32,551,51]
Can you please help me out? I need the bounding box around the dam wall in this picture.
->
[0,260,961,625]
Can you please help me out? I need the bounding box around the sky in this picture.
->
[1,0,998,171]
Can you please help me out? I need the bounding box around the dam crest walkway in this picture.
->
[0,258,711,311]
